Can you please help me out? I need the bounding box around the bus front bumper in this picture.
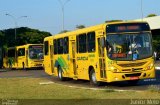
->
[106,68,155,83]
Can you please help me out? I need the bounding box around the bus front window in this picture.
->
[106,33,153,61]
[29,46,43,60]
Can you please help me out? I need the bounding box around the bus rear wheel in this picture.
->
[22,63,26,70]
[9,64,13,70]
[89,70,102,86]
[58,66,66,81]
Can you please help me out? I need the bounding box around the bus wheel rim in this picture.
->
[92,72,96,83]
[59,69,62,79]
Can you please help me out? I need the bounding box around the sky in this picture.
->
[0,0,160,34]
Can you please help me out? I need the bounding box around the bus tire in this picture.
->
[89,69,102,86]
[9,64,12,70]
[58,66,65,81]
[22,63,26,70]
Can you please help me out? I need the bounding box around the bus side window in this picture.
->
[63,37,69,54]
[44,41,49,55]
[57,38,64,54]
[18,48,25,56]
[87,32,95,52]
[53,39,57,54]
[78,33,87,53]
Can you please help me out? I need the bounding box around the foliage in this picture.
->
[152,29,160,52]
[1,27,52,47]
[105,20,123,23]
[59,30,69,34]
[148,85,160,92]
[76,25,85,29]
[147,14,157,17]
[0,31,5,47]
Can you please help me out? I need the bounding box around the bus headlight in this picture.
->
[146,63,154,70]
[110,66,119,72]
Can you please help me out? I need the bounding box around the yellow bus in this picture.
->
[44,21,155,85]
[3,44,43,70]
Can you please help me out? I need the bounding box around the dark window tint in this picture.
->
[57,38,63,54]
[87,32,96,52]
[63,37,69,54]
[18,48,25,56]
[54,39,57,54]
[44,41,49,55]
[78,33,87,53]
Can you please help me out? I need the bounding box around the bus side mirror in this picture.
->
[101,37,106,48]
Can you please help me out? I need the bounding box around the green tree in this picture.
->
[76,25,85,29]
[147,14,157,17]
[1,27,52,47]
[0,31,4,47]
[59,30,69,34]
[105,20,123,23]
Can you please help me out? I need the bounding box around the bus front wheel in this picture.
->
[58,66,65,81]
[89,70,102,86]
[22,63,26,70]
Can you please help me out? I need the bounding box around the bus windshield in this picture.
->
[106,33,153,61]
[29,45,43,60]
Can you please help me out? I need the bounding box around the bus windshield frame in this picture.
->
[29,45,43,60]
[106,23,153,61]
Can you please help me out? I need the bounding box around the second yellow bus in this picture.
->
[3,44,43,70]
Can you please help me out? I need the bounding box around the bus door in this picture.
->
[7,47,17,69]
[50,44,54,73]
[70,40,77,78]
[44,41,53,75]
[97,36,106,79]
[17,48,25,68]
[25,50,28,68]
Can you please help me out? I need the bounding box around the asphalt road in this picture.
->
[0,69,160,91]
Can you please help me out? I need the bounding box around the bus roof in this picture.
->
[7,44,43,49]
[44,21,149,40]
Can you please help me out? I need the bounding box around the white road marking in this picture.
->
[39,81,54,85]
[39,81,140,92]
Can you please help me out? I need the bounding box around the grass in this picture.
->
[0,78,160,99]
[1,78,160,105]
[148,85,160,92]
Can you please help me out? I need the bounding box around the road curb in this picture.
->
[0,70,7,72]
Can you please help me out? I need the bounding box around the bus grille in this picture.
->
[117,62,146,67]
[125,73,141,77]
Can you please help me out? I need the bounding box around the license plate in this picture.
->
[130,77,139,80]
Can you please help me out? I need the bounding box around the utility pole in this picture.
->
[57,0,71,31]
[6,13,27,44]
